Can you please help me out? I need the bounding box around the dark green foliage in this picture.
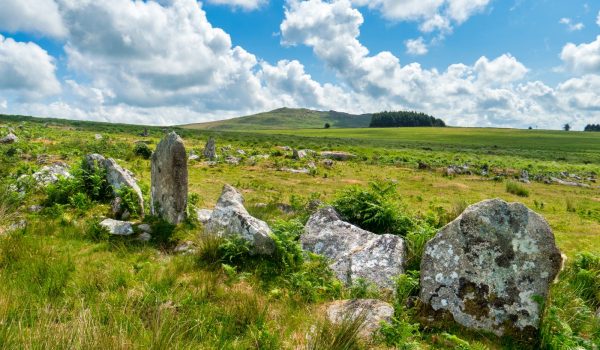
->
[505,181,529,197]
[404,224,437,271]
[584,124,600,132]
[324,123,331,129]
[117,186,140,217]
[370,111,446,128]
[133,141,152,159]
[563,123,571,131]
[333,181,414,236]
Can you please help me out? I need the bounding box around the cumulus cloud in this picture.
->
[405,37,428,55]
[205,0,267,10]
[0,35,61,100]
[560,36,600,73]
[559,18,584,31]
[351,0,490,34]
[0,0,67,38]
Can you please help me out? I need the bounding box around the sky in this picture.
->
[0,0,599,129]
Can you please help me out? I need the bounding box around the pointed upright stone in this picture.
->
[203,137,217,160]
[151,132,188,224]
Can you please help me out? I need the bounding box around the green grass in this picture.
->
[0,113,599,349]
[182,107,372,130]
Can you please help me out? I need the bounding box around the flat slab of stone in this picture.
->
[325,299,394,339]
[301,207,405,289]
[320,151,356,161]
[419,198,562,338]
[151,132,188,224]
[205,185,274,255]
[100,219,134,236]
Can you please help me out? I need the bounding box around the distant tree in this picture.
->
[528,126,533,130]
[369,111,446,128]
[563,123,571,131]
[324,123,331,129]
[584,124,600,132]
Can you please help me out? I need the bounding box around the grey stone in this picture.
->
[205,185,275,255]
[203,137,217,160]
[28,205,43,212]
[32,162,72,185]
[196,209,213,224]
[324,299,394,339]
[520,170,530,183]
[281,167,310,174]
[151,132,188,225]
[174,240,196,254]
[419,198,562,338]
[320,151,356,161]
[292,149,307,159]
[189,154,200,161]
[104,158,144,216]
[225,156,240,165]
[94,134,103,140]
[137,223,152,233]
[301,207,405,289]
[100,218,134,236]
[236,149,246,156]
[321,159,335,168]
[550,177,590,188]
[136,232,152,242]
[0,133,18,144]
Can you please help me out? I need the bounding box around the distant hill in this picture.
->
[181,108,372,130]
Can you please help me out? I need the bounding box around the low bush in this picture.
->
[505,181,529,197]
[133,142,152,159]
[333,181,414,236]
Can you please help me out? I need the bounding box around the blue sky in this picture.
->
[0,0,599,129]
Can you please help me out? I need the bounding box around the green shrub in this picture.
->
[505,181,529,197]
[333,181,414,236]
[404,224,437,271]
[133,142,152,159]
[117,186,140,217]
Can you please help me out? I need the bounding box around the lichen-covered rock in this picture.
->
[320,151,355,161]
[419,198,562,338]
[324,299,394,339]
[203,137,217,160]
[0,132,18,144]
[196,209,213,224]
[104,158,144,216]
[100,218,134,236]
[301,207,405,289]
[32,162,72,185]
[151,132,188,224]
[205,185,275,255]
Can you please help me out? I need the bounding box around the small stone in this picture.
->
[320,151,355,161]
[236,149,246,155]
[520,170,530,183]
[174,241,196,254]
[32,162,72,186]
[325,299,394,339]
[136,232,152,242]
[100,218,134,236]
[0,133,18,144]
[321,159,335,168]
[137,223,152,233]
[94,134,103,140]
[225,156,240,165]
[281,167,310,174]
[189,154,200,161]
[28,205,43,212]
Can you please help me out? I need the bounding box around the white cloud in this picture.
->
[560,35,600,73]
[351,0,490,34]
[474,54,528,83]
[597,10,600,27]
[405,37,428,55]
[0,35,61,100]
[0,0,67,38]
[205,0,267,10]
[559,17,584,31]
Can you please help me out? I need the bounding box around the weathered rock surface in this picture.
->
[205,185,275,255]
[325,299,394,339]
[95,134,103,140]
[196,209,213,224]
[151,132,188,224]
[225,156,240,165]
[0,133,18,144]
[550,177,590,188]
[301,207,405,289]
[104,158,144,215]
[203,137,217,160]
[100,218,134,236]
[420,198,562,338]
[519,170,530,183]
[32,162,72,185]
[320,151,356,161]
[174,240,196,254]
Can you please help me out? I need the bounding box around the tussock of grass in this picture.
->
[505,180,530,197]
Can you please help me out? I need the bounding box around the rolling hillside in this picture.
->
[182,107,372,130]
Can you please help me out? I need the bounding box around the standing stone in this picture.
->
[151,132,188,224]
[302,206,406,289]
[203,137,217,160]
[419,198,562,339]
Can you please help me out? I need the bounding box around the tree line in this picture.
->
[369,111,446,128]
[584,124,600,132]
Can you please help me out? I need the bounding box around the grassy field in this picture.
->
[0,115,599,349]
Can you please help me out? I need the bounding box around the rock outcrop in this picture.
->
[0,133,18,144]
[196,209,213,224]
[204,185,274,255]
[419,198,562,338]
[151,132,188,224]
[32,162,72,185]
[301,207,405,289]
[324,299,394,339]
[320,151,356,161]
